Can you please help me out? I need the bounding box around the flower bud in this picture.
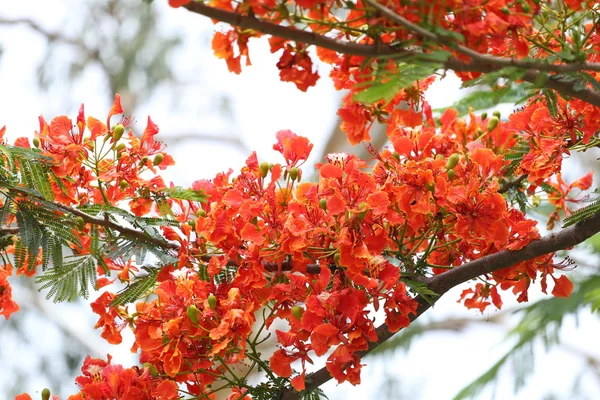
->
[446,153,460,170]
[447,169,455,180]
[153,153,164,166]
[119,180,129,190]
[75,216,85,230]
[187,304,199,325]
[487,116,499,132]
[289,167,299,181]
[481,112,487,121]
[207,294,217,310]
[259,161,270,178]
[196,209,207,217]
[116,143,126,153]
[319,198,327,210]
[33,137,40,148]
[334,252,341,264]
[142,363,159,377]
[112,124,125,141]
[493,110,501,119]
[42,388,51,400]
[291,305,304,320]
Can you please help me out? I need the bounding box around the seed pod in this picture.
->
[319,198,327,210]
[446,153,460,170]
[481,112,488,121]
[112,124,125,141]
[259,161,269,178]
[187,305,199,325]
[33,137,40,148]
[447,169,455,180]
[42,388,51,400]
[289,167,299,181]
[153,153,164,166]
[208,294,217,310]
[487,116,500,132]
[291,305,304,320]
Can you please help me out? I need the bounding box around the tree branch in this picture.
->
[364,0,600,74]
[180,3,600,107]
[281,212,600,398]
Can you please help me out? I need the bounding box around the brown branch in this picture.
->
[429,211,600,295]
[180,3,600,107]
[281,211,600,398]
[498,175,528,194]
[364,0,600,74]
[0,227,19,235]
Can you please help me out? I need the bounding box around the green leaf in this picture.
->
[354,63,438,105]
[36,255,98,302]
[162,186,207,202]
[563,199,600,228]
[435,83,528,117]
[111,266,159,306]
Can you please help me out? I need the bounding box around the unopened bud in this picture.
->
[289,167,299,181]
[319,198,327,210]
[446,153,460,170]
[291,305,304,320]
[33,137,40,148]
[75,216,85,230]
[187,305,199,325]
[207,294,217,310]
[259,161,269,178]
[142,363,159,377]
[153,153,164,166]
[481,112,487,121]
[41,388,51,400]
[447,169,455,180]
[112,124,125,141]
[487,116,499,132]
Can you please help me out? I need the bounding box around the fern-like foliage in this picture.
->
[435,83,529,117]
[36,255,98,302]
[452,275,600,400]
[563,199,600,227]
[111,266,160,306]
[0,145,56,200]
